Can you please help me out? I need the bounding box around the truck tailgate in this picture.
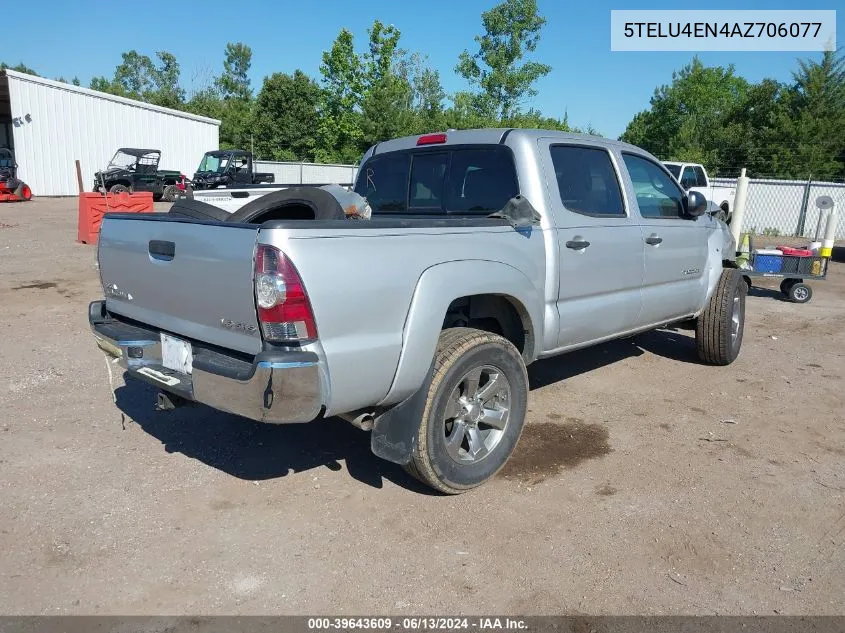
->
[97,215,262,355]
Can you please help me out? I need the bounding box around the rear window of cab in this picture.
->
[354,147,519,215]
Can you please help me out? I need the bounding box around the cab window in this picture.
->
[446,149,519,213]
[409,153,448,210]
[622,154,684,219]
[354,153,411,213]
[354,147,518,215]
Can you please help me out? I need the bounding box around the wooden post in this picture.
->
[75,160,84,194]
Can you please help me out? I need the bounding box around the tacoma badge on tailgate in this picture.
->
[219,318,258,334]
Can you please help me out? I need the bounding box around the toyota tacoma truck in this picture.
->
[90,129,743,494]
[663,161,735,224]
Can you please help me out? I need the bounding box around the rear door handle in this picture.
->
[645,235,663,246]
[565,240,591,250]
[149,240,175,260]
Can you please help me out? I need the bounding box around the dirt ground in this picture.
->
[1,198,843,615]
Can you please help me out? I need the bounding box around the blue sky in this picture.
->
[1,0,841,138]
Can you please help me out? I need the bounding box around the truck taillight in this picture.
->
[254,244,317,342]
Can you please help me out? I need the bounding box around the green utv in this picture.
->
[93,148,186,201]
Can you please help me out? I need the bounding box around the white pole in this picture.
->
[821,208,838,258]
[730,168,750,252]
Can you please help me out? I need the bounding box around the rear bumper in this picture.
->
[89,301,324,423]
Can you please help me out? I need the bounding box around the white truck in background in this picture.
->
[663,162,735,224]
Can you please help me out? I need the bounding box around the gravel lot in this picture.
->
[1,198,843,615]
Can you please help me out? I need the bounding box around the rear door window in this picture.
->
[694,165,708,187]
[354,153,410,213]
[549,145,625,217]
[446,149,519,213]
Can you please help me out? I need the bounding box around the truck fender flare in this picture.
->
[380,259,541,407]
[371,260,540,466]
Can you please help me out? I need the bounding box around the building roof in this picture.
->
[1,69,221,126]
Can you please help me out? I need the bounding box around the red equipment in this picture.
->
[0,148,32,202]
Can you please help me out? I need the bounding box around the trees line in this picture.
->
[2,0,843,179]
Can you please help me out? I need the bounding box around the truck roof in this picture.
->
[365,128,647,160]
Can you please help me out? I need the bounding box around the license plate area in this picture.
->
[160,333,193,374]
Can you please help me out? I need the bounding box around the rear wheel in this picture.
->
[695,269,746,365]
[788,282,812,304]
[780,278,798,296]
[161,184,179,202]
[404,328,528,494]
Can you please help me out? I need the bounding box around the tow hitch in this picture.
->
[155,391,189,411]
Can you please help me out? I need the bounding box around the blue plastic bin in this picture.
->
[754,254,783,274]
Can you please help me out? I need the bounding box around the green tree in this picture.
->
[185,86,223,121]
[148,52,185,108]
[360,74,414,148]
[89,51,185,108]
[214,43,254,150]
[620,58,748,172]
[456,0,551,120]
[253,70,321,161]
[215,43,253,101]
[316,28,365,162]
[358,20,418,148]
[778,49,845,179]
[0,62,38,75]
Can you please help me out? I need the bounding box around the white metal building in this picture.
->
[0,69,220,196]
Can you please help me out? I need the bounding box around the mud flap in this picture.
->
[370,366,434,465]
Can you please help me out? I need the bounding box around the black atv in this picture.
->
[191,150,274,189]
[93,148,185,201]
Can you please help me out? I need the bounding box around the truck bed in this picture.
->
[97,212,547,416]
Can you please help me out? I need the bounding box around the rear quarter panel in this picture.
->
[260,224,547,416]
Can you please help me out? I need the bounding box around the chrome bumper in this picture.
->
[89,301,324,423]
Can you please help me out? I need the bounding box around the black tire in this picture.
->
[743,275,752,293]
[161,184,179,202]
[788,283,812,304]
[167,198,231,222]
[404,327,528,494]
[226,187,345,223]
[696,269,746,365]
[780,278,798,296]
[109,183,130,194]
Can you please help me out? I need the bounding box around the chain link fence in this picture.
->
[711,176,845,241]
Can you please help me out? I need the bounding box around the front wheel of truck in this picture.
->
[695,269,746,365]
[404,328,528,494]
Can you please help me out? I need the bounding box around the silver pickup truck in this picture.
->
[90,129,743,494]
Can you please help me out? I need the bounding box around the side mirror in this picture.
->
[684,190,707,218]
